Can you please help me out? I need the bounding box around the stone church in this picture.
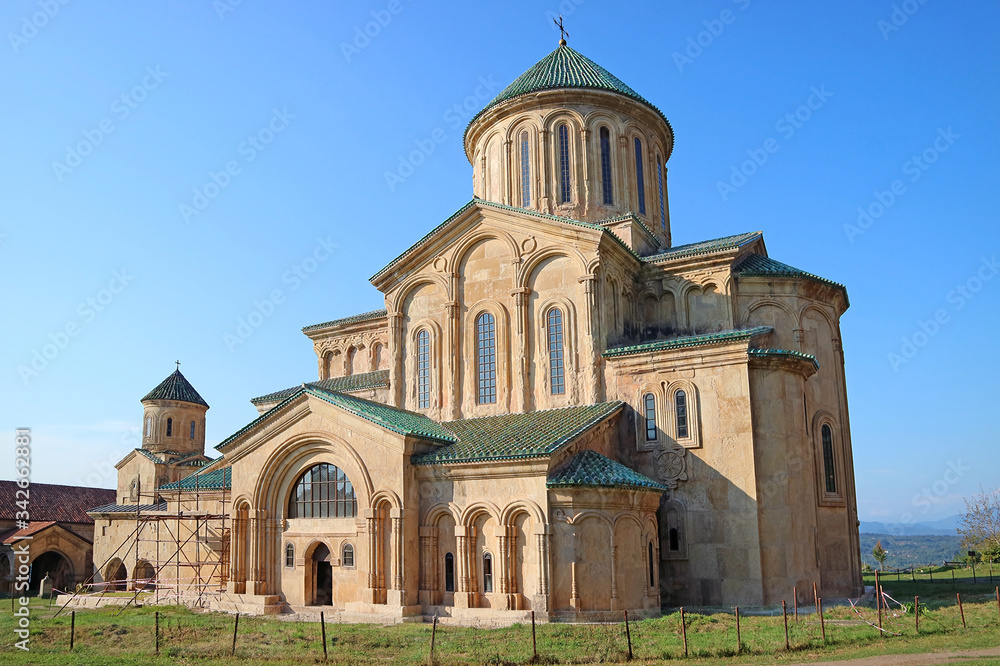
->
[89,41,862,620]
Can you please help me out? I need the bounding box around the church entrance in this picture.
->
[311,544,333,606]
[30,551,72,593]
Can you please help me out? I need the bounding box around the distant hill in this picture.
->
[860,533,963,568]
[859,514,961,536]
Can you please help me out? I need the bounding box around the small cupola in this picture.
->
[140,365,209,456]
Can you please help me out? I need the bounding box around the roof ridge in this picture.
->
[302,308,387,333]
[642,231,762,263]
[443,400,623,426]
[603,326,773,359]
[734,252,850,307]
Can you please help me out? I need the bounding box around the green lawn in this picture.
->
[1,587,999,665]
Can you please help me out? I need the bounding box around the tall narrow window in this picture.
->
[476,313,497,404]
[643,393,657,441]
[822,424,837,493]
[144,417,151,438]
[520,131,531,207]
[648,542,655,587]
[483,553,493,593]
[657,156,665,230]
[675,390,688,439]
[669,528,679,551]
[343,543,355,567]
[417,329,431,409]
[285,543,294,567]
[189,420,196,439]
[444,553,455,592]
[600,126,613,204]
[558,123,571,203]
[166,418,172,437]
[634,137,646,214]
[547,308,565,395]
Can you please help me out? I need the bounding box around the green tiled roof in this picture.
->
[547,450,667,492]
[159,467,232,491]
[88,502,167,514]
[412,402,624,466]
[308,387,457,444]
[603,326,773,359]
[251,370,390,405]
[135,449,164,464]
[734,253,850,307]
[643,231,762,263]
[141,369,209,408]
[464,46,671,151]
[370,199,638,284]
[303,309,387,333]
[748,348,820,370]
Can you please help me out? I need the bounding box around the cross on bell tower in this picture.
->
[554,14,569,46]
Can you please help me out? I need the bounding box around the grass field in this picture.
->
[1,574,999,665]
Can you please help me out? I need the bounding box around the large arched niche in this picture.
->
[253,433,374,518]
[456,236,516,307]
[800,306,838,404]
[742,301,798,350]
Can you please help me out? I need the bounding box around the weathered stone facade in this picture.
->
[89,42,862,620]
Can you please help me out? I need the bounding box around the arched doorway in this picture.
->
[133,560,156,591]
[105,558,127,591]
[311,544,333,606]
[30,551,72,593]
[0,554,12,593]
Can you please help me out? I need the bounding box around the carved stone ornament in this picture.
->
[655,445,688,490]
[521,236,537,254]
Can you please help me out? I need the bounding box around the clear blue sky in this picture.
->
[1,0,997,526]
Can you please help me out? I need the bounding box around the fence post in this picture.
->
[793,586,798,623]
[430,615,437,663]
[624,610,633,661]
[531,610,537,661]
[930,568,933,583]
[680,607,688,658]
[958,593,966,629]
[155,611,160,655]
[735,606,741,654]
[952,569,956,585]
[914,596,919,634]
[321,611,328,662]
[875,570,883,636]
[819,598,826,644]
[911,567,915,582]
[70,610,75,651]
[782,600,790,650]
[996,587,999,625]
[813,581,819,614]
[231,613,239,657]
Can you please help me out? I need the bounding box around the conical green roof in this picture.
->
[141,369,209,408]
[464,45,669,145]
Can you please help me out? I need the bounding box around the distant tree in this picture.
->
[959,486,1000,561]
[872,540,889,571]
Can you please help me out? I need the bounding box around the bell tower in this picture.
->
[140,364,209,457]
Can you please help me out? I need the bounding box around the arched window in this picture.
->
[483,552,493,593]
[648,542,655,587]
[144,417,151,438]
[342,543,355,567]
[643,393,657,441]
[675,390,688,439]
[634,137,646,215]
[285,543,294,567]
[600,126,613,205]
[547,308,565,395]
[669,528,679,552]
[657,156,665,230]
[558,123,571,204]
[416,329,431,409]
[165,418,172,437]
[444,552,455,592]
[822,424,837,493]
[520,130,531,207]
[476,313,497,404]
[288,463,357,518]
[189,420,196,439]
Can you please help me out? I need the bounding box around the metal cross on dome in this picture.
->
[175,360,181,370]
[554,15,569,45]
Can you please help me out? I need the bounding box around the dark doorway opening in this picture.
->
[30,551,71,593]
[312,544,333,606]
